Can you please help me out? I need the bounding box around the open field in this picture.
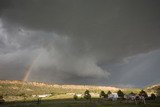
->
[1,98,160,107]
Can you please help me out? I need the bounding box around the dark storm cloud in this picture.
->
[2,0,160,60]
[0,0,160,87]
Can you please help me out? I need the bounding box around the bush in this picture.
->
[84,90,91,100]
[129,92,136,95]
[73,94,78,100]
[84,94,91,100]
[84,90,90,95]
[100,91,106,98]
[107,91,112,95]
[117,90,124,98]
[139,90,148,98]
[150,93,156,100]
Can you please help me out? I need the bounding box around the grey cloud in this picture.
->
[28,36,109,84]
[0,20,108,84]
[103,50,160,87]
[1,0,160,59]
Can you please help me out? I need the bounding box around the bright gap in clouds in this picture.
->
[103,49,160,88]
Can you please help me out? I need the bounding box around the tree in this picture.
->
[73,94,78,100]
[84,90,90,95]
[84,90,91,100]
[100,91,106,98]
[150,93,156,100]
[107,91,112,95]
[117,90,124,98]
[139,90,148,98]
[130,92,136,95]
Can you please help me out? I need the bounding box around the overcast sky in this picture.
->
[0,0,160,87]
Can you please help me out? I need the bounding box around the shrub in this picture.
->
[84,90,91,100]
[107,91,112,95]
[100,91,106,98]
[150,93,156,100]
[130,92,136,95]
[139,90,148,98]
[117,90,124,98]
[73,94,78,100]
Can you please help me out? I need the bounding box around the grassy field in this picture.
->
[1,98,160,107]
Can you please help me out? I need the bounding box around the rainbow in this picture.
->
[22,53,41,82]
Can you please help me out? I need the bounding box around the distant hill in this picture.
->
[0,80,119,96]
[0,80,144,101]
[145,84,160,95]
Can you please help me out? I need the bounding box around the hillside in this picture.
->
[145,84,160,94]
[0,80,145,101]
[0,80,120,100]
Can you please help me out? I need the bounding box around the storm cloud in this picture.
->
[0,0,160,87]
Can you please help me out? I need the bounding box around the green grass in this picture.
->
[1,98,160,107]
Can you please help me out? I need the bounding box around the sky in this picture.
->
[0,0,160,87]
